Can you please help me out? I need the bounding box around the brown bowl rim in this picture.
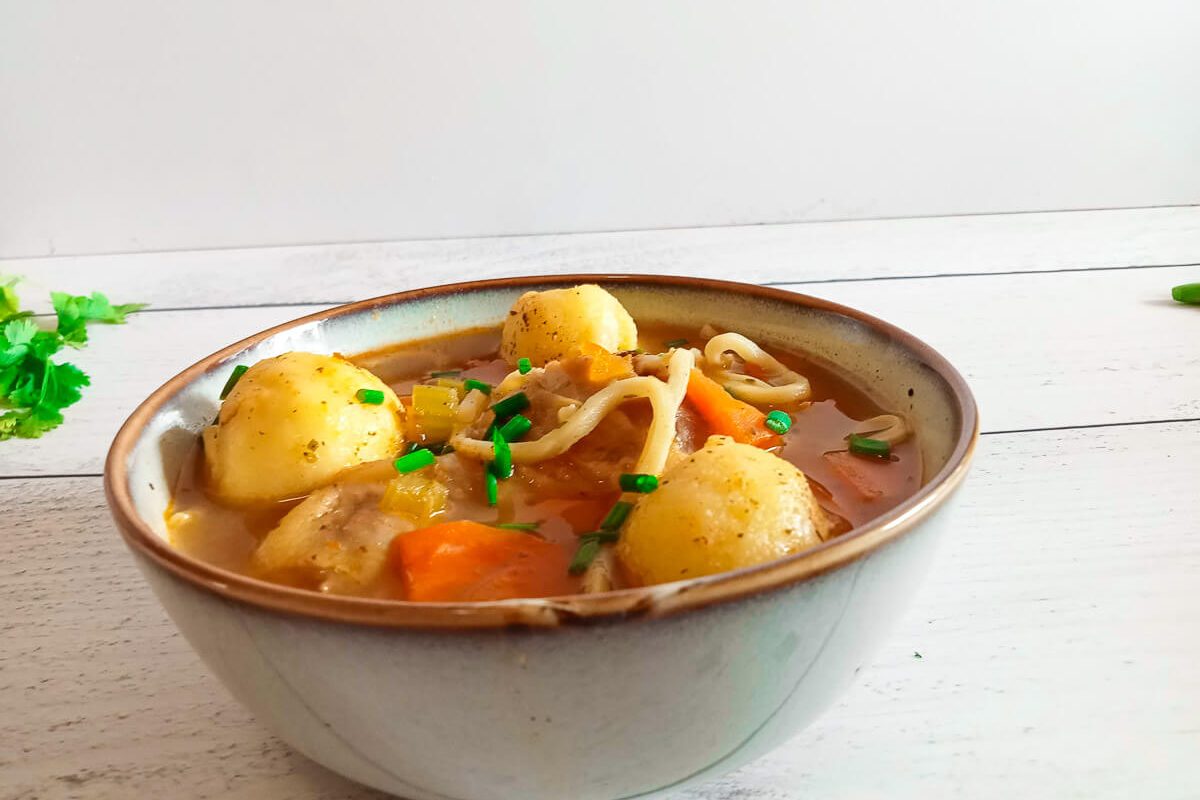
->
[105,274,978,630]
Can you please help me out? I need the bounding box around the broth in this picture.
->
[169,323,921,599]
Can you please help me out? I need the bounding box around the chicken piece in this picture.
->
[252,482,413,594]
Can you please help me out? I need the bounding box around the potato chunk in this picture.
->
[204,352,403,505]
[500,284,638,366]
[253,482,412,593]
[617,436,825,585]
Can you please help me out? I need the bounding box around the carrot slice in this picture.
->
[823,451,884,500]
[389,520,574,602]
[567,341,635,386]
[684,370,781,448]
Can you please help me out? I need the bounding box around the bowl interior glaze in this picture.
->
[106,275,977,629]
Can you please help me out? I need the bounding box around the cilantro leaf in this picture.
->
[0,406,65,440]
[53,290,147,347]
[0,282,141,441]
[0,278,21,324]
[0,319,38,367]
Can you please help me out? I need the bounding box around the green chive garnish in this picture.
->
[498,414,532,442]
[496,521,540,531]
[1172,283,1200,305]
[490,391,530,419]
[394,448,436,473]
[601,500,634,530]
[848,434,891,459]
[356,388,385,405]
[517,357,533,374]
[485,470,499,506]
[579,530,620,544]
[430,369,461,378]
[663,338,688,349]
[619,473,659,493]
[764,410,792,434]
[490,427,514,479]
[463,378,492,396]
[568,539,602,574]
[219,364,249,399]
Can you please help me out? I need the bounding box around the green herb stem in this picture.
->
[490,391,530,419]
[219,365,249,400]
[498,414,532,442]
[618,473,659,493]
[355,388,385,405]
[848,434,891,458]
[393,448,436,473]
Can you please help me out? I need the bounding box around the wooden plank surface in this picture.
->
[6,206,1198,311]
[3,264,1196,478]
[3,207,1198,800]
[3,422,1196,799]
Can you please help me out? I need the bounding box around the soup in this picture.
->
[168,285,921,601]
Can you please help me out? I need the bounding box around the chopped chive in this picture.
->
[219,364,249,400]
[463,378,492,396]
[579,529,620,545]
[490,426,514,479]
[490,391,530,419]
[619,473,659,493]
[426,442,455,455]
[394,448,436,473]
[1172,283,1200,305]
[496,521,540,531]
[485,470,499,506]
[498,414,532,442]
[600,500,634,530]
[430,369,461,378]
[356,388,385,405]
[568,538,602,574]
[663,338,688,349]
[517,357,533,374]
[848,434,891,459]
[764,410,792,434]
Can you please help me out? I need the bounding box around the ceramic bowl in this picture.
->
[106,275,977,800]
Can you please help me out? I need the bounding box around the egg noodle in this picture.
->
[451,347,695,473]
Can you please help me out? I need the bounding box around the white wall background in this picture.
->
[2,0,1198,259]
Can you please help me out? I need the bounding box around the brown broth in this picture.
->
[169,324,922,598]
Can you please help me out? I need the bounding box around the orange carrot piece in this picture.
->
[389,520,574,602]
[684,370,781,449]
[823,451,884,500]
[569,342,635,386]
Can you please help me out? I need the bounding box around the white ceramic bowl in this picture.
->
[106,276,977,800]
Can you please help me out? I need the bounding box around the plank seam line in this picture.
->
[5,417,1198,481]
[8,202,1197,261]
[981,416,1200,437]
[762,261,1200,287]
[37,260,1200,317]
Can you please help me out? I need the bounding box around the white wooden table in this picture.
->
[3,207,1198,800]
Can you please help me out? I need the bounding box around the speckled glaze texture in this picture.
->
[106,276,977,799]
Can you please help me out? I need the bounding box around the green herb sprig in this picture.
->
[0,279,145,440]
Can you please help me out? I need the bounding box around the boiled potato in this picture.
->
[204,352,404,505]
[617,436,825,585]
[500,284,638,366]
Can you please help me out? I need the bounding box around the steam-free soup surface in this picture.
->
[170,320,921,601]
